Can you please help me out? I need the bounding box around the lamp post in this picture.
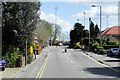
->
[89,18,91,51]
[82,12,86,49]
[107,15,109,28]
[92,5,102,47]
[83,12,86,27]
[55,7,57,27]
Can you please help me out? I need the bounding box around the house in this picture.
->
[101,26,120,42]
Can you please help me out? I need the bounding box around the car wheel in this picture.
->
[1,67,5,71]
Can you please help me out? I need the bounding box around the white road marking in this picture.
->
[71,61,73,63]
[81,51,120,74]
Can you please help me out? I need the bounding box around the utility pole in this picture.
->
[89,18,91,51]
[53,7,57,45]
[92,5,102,47]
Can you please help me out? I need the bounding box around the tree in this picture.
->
[34,19,52,44]
[70,30,76,47]
[83,29,89,38]
[90,20,100,39]
[74,22,84,42]
[90,20,95,38]
[2,2,41,55]
[69,22,84,48]
[52,24,61,44]
[94,24,100,38]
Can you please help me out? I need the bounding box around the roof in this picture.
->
[101,27,111,35]
[101,26,120,35]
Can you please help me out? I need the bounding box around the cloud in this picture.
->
[72,3,118,31]
[73,3,118,19]
[103,5,118,15]
[73,7,98,20]
[41,11,73,32]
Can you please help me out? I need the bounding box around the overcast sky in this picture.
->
[39,0,119,41]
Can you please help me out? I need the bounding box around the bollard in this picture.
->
[65,48,67,52]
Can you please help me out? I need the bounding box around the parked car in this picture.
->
[58,43,63,46]
[0,57,6,71]
[107,48,120,57]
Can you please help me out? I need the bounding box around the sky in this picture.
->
[39,0,119,41]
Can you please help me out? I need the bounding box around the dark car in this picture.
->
[107,48,120,57]
[0,57,6,71]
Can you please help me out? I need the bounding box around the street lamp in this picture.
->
[106,15,109,28]
[82,12,86,49]
[92,5,102,47]
[55,7,57,26]
[83,12,86,27]
[89,18,91,51]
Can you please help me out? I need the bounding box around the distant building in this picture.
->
[101,26,120,41]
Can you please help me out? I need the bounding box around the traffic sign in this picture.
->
[34,36,38,40]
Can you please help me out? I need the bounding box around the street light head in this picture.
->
[55,7,57,10]
[91,5,96,7]
[83,12,86,14]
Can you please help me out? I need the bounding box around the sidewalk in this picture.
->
[83,51,120,72]
[2,47,49,78]
[2,68,21,78]
[2,55,41,78]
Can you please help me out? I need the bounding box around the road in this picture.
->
[40,46,120,78]
[12,46,120,78]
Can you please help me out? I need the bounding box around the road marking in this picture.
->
[71,60,73,63]
[81,52,120,74]
[36,54,48,80]
[81,71,84,72]
[36,62,44,79]
[39,57,48,78]
[67,57,70,60]
[81,52,109,66]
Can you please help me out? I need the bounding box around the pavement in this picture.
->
[1,47,49,78]
[2,54,42,78]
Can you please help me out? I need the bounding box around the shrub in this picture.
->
[3,48,19,68]
[108,41,119,45]
[92,42,99,47]
[91,42,100,52]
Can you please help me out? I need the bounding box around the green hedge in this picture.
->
[108,41,119,45]
[102,45,119,49]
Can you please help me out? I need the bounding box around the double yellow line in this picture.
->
[36,55,48,80]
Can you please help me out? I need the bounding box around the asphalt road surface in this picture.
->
[40,46,120,78]
[11,46,120,79]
